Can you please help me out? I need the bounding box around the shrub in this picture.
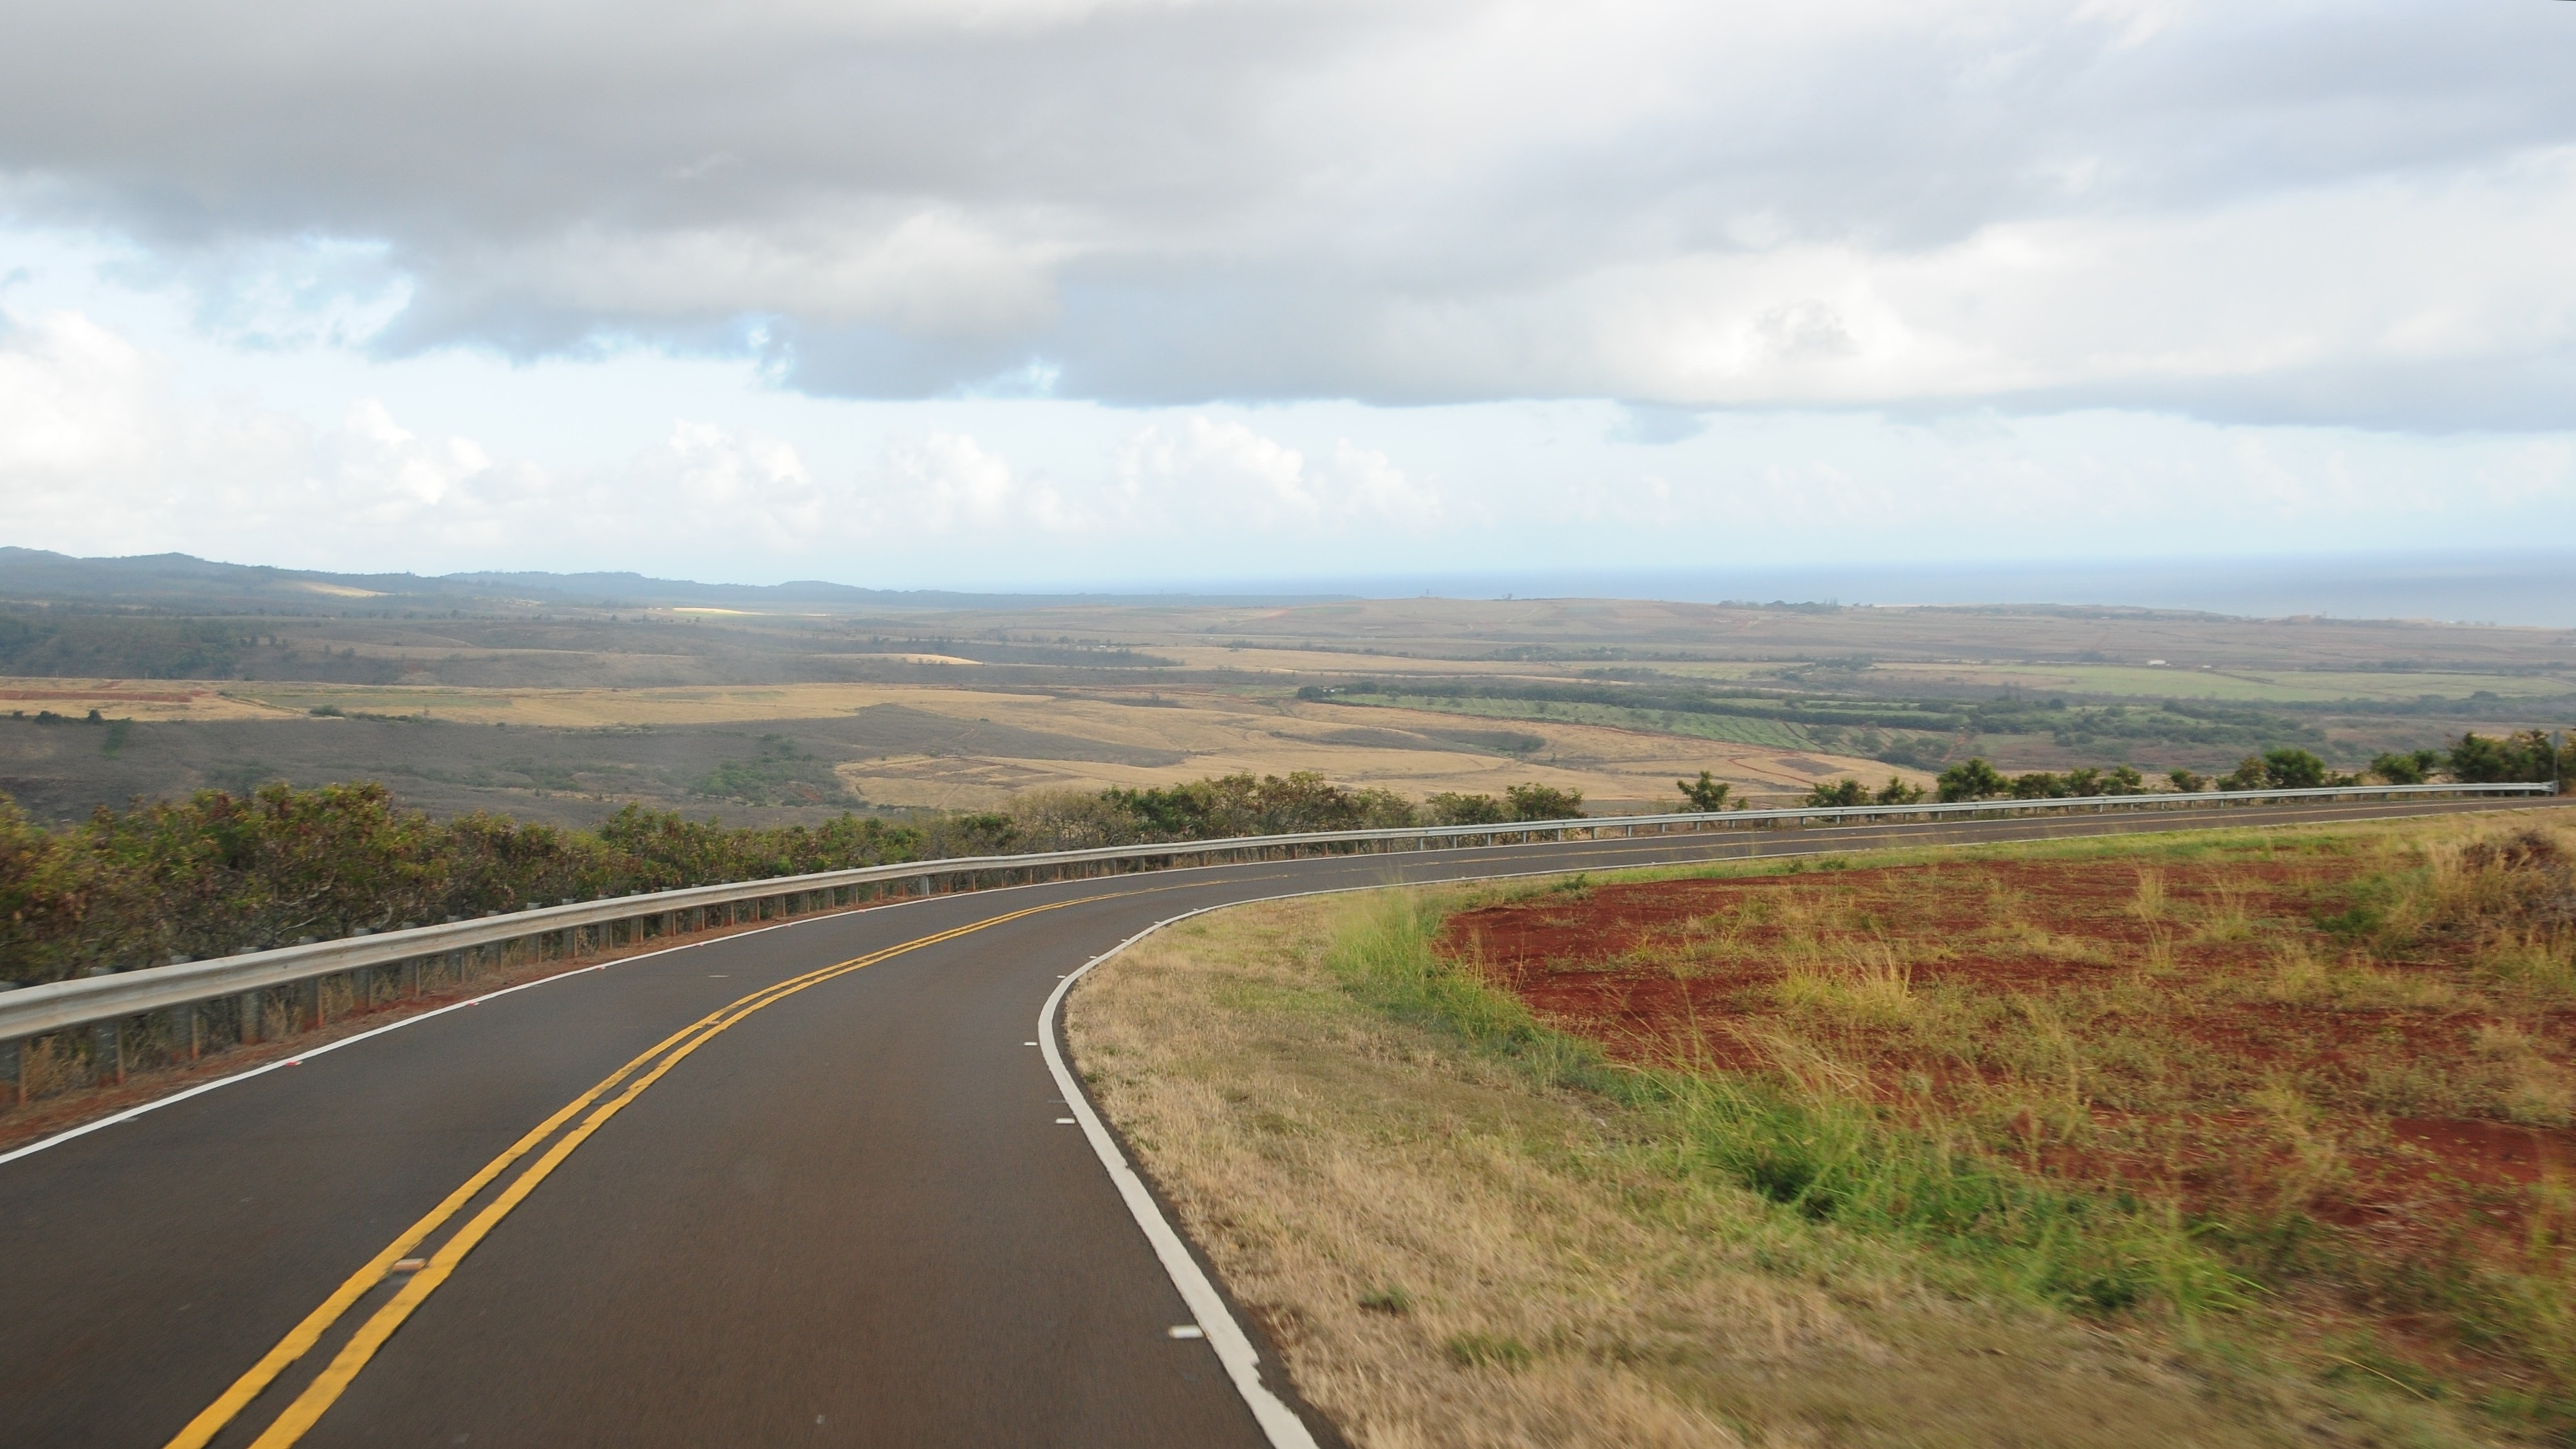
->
[2217,757,2268,791]
[2260,747,2329,790]
[2370,749,2443,786]
[2450,730,2562,785]
[1676,770,1732,812]
[2168,768,2209,793]
[1425,791,1509,826]
[1503,782,1585,821]
[1101,769,1393,839]
[1804,779,1868,808]
[0,785,929,985]
[1935,758,2007,802]
[1873,776,1926,805]
[1005,789,1142,851]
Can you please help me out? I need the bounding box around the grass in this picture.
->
[1871,661,2576,706]
[1334,692,1815,750]
[1068,811,2576,1447]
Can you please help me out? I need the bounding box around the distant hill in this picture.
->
[0,549,1343,613]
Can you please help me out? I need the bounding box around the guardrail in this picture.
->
[1,780,2556,1101]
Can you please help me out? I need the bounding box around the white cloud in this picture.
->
[1,301,2570,591]
[2,0,2570,426]
[1109,417,1448,534]
[886,431,1019,532]
[0,305,846,568]
[0,309,169,480]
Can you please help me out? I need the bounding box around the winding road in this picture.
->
[2,795,2564,1448]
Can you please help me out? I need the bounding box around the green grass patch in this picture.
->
[1335,693,1814,749]
[1324,891,2249,1321]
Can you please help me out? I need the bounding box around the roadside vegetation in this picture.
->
[1069,813,2576,1447]
[0,768,1600,985]
[1781,730,2571,808]
[0,783,923,984]
[10,723,2559,987]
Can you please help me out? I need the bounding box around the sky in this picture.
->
[2,0,2573,594]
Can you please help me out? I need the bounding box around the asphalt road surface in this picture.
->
[2,795,2564,1448]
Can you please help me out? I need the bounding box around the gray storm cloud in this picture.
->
[3,0,2571,426]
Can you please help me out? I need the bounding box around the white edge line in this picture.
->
[1031,851,1770,1449]
[1032,858,1709,1449]
[1041,901,1320,1449]
[0,910,828,1170]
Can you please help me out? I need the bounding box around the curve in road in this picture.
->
[0,795,2562,1449]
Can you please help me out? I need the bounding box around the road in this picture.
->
[0,795,2562,1448]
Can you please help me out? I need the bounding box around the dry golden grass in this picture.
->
[10,672,1909,812]
[0,679,286,721]
[1065,893,2474,1449]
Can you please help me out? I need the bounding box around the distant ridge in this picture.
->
[0,549,1350,612]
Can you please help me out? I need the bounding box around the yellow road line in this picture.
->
[169,895,1096,1449]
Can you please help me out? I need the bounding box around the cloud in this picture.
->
[864,415,1448,545]
[1111,416,1445,533]
[2,0,2571,428]
[2,303,2570,589]
[883,430,1072,534]
[0,303,841,568]
[0,308,169,484]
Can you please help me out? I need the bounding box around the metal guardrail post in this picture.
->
[0,981,17,1102]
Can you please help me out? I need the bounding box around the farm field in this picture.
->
[1327,692,1816,750]
[1069,810,2576,1448]
[5,556,2572,826]
[0,678,1917,824]
[1859,661,2576,706]
[0,679,305,721]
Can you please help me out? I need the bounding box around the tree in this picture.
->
[2009,771,2068,800]
[2449,730,2561,785]
[1935,758,2006,802]
[1873,776,1926,804]
[1005,789,1143,851]
[2104,765,2147,795]
[2369,749,2442,786]
[2168,768,2208,793]
[1353,787,1423,829]
[1425,791,1508,826]
[1503,782,1585,821]
[2260,747,2328,790]
[2217,757,2268,791]
[1675,770,1732,812]
[1804,779,1868,808]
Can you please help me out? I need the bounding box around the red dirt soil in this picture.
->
[1435,853,2576,1258]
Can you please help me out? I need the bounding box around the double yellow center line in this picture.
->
[167,895,1094,1449]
